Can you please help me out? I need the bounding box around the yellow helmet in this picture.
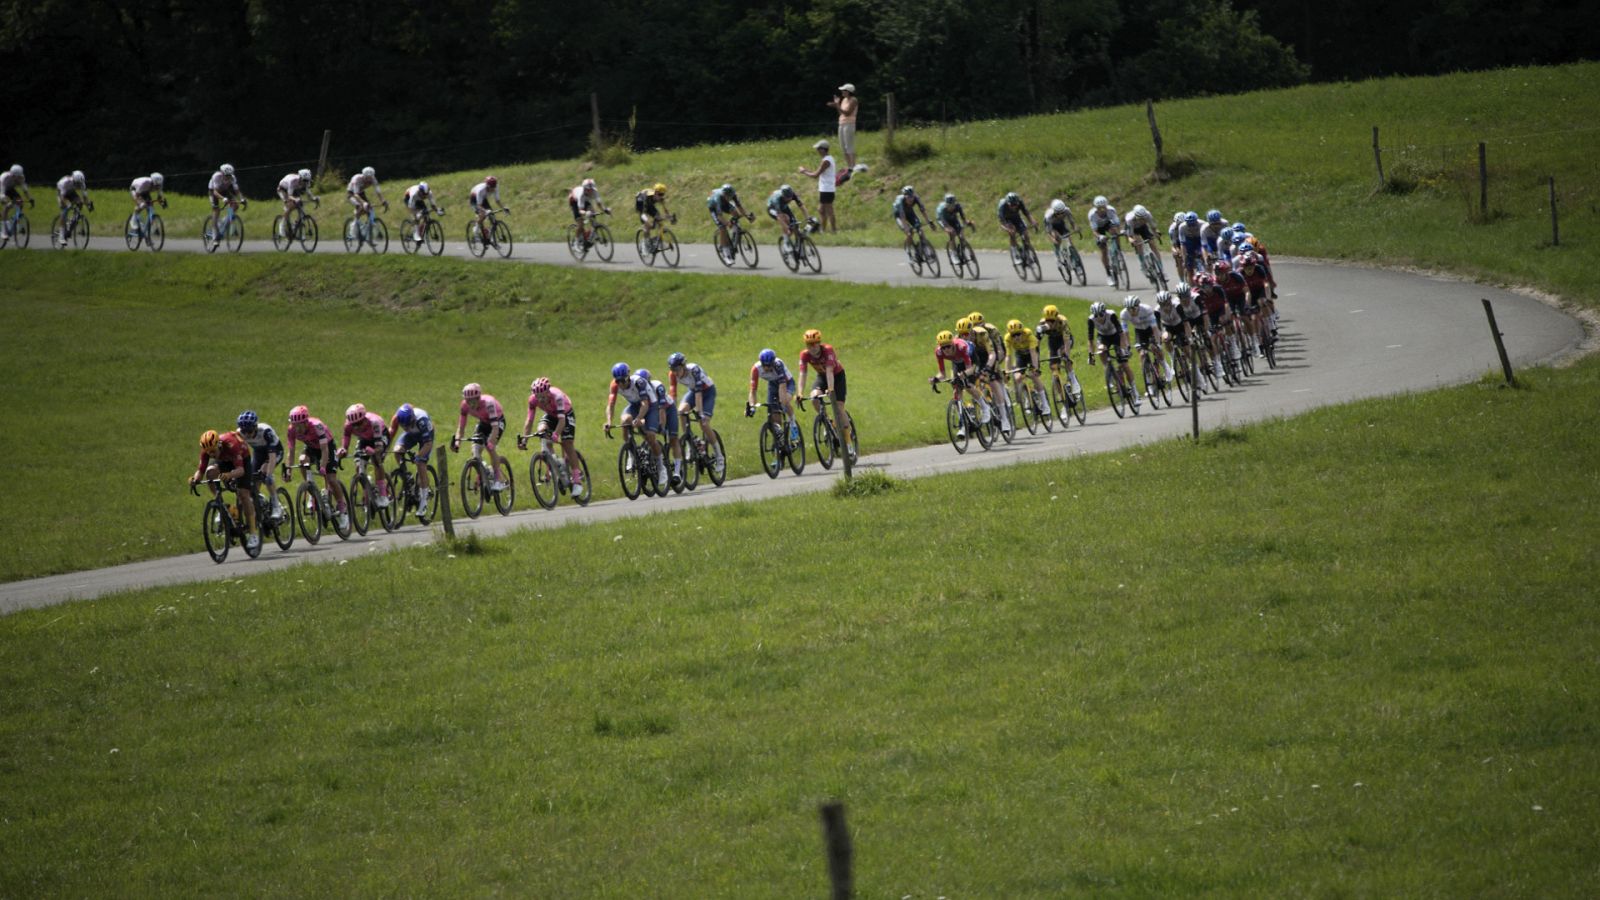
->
[1042,304,1059,319]
[955,316,972,333]
[968,311,985,325]
[803,328,822,345]
[936,330,954,346]
[653,182,667,196]
[1006,319,1025,334]
[200,429,220,454]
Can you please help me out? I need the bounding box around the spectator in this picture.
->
[798,140,838,233]
[826,83,859,168]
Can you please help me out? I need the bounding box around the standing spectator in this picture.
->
[798,140,838,233]
[826,83,859,168]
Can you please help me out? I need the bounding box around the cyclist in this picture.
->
[1215,258,1251,346]
[766,184,808,242]
[206,163,246,247]
[1087,301,1139,411]
[519,377,584,497]
[1167,212,1187,280]
[283,405,350,531]
[1194,273,1235,374]
[2,164,33,234]
[468,175,505,245]
[1155,290,1189,366]
[1123,204,1161,272]
[1236,223,1280,298]
[931,330,995,435]
[635,182,673,250]
[401,181,442,246]
[347,166,389,224]
[1041,198,1077,250]
[667,352,723,469]
[1086,195,1122,287]
[892,185,931,254]
[190,428,260,552]
[453,383,511,492]
[746,349,800,444]
[1176,284,1222,382]
[1122,294,1175,387]
[1036,304,1084,401]
[647,372,686,485]
[53,170,92,246]
[128,172,166,239]
[339,403,392,507]
[568,177,609,247]
[275,168,318,241]
[604,363,670,486]
[389,403,435,516]
[797,329,855,459]
[1238,249,1278,335]
[995,191,1035,251]
[234,410,285,521]
[1201,209,1231,265]
[936,193,973,238]
[707,183,752,260]
[966,311,1014,436]
[1005,319,1050,418]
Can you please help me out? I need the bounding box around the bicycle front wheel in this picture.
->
[225,217,244,253]
[946,400,970,454]
[272,215,289,251]
[1024,246,1042,281]
[147,215,165,252]
[813,415,837,470]
[370,218,389,254]
[681,441,701,491]
[592,224,614,261]
[425,218,445,256]
[492,219,513,258]
[737,229,759,267]
[618,444,643,500]
[328,480,353,540]
[786,425,807,474]
[459,460,485,518]
[960,238,979,280]
[659,229,680,268]
[1069,246,1086,284]
[295,483,322,544]
[271,487,295,550]
[759,423,783,478]
[492,457,515,514]
[70,214,90,250]
[299,215,319,253]
[202,500,231,563]
[388,468,414,528]
[347,476,372,536]
[1017,389,1038,434]
[921,237,941,277]
[800,235,821,273]
[572,452,592,505]
[905,240,924,276]
[704,433,725,486]
[1105,365,1127,418]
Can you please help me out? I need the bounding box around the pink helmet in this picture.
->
[345,403,366,424]
[462,382,481,400]
[530,377,551,395]
[288,405,309,424]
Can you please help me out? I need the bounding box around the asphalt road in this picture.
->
[0,230,1585,613]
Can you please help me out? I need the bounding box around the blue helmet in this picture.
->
[1205,209,1222,223]
[236,410,258,429]
[396,403,415,426]
[758,348,777,366]
[1232,231,1248,244]
[611,362,631,380]
[1185,211,1199,223]
[1232,222,1247,234]
[667,352,686,368]
[636,368,652,382]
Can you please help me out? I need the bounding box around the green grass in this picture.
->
[0,252,1086,582]
[3,355,1597,896]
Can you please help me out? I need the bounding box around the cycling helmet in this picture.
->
[1123,295,1141,310]
[720,183,733,193]
[362,166,376,179]
[582,178,597,191]
[1175,284,1193,300]
[200,430,220,454]
[653,182,667,196]
[902,185,915,196]
[298,168,312,182]
[636,368,652,382]
[780,184,793,195]
[1093,195,1108,209]
[1089,302,1106,316]
[936,330,954,346]
[220,163,235,177]
[1232,222,1247,234]
[345,403,366,423]
[1213,259,1232,275]
[1051,199,1067,213]
[1005,191,1019,203]
[667,352,686,368]
[803,328,822,345]
[1172,211,1185,223]
[1232,231,1249,244]
[1156,290,1174,306]
[485,175,498,187]
[237,410,258,429]
[1205,209,1222,223]
[151,172,164,186]
[758,348,777,366]
[944,193,956,203]
[396,403,416,426]
[1185,211,1198,223]
[1042,304,1059,318]
[968,311,984,325]
[418,181,430,194]
[8,164,21,177]
[462,382,482,400]
[72,170,86,186]
[611,362,631,380]
[1133,204,1149,217]
[1006,318,1026,335]
[955,317,971,333]
[530,377,551,394]
[288,405,309,424]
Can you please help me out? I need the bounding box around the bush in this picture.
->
[884,138,936,167]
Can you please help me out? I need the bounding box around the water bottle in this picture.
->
[789,420,800,443]
[228,503,239,522]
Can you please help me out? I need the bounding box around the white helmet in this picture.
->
[1172,211,1185,223]
[362,166,376,179]
[1093,195,1108,209]
[9,164,22,177]
[1123,295,1141,310]
[71,170,86,186]
[220,163,235,176]
[1050,199,1067,213]
[150,172,164,186]
[582,178,597,191]
[418,181,430,194]
[298,168,312,182]
[1133,204,1148,217]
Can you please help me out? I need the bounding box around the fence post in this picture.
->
[941,100,947,147]
[316,130,332,181]
[1190,343,1200,440]
[1481,299,1516,387]
[437,442,455,539]
[1147,100,1166,177]
[1371,126,1385,190]
[1478,141,1488,218]
[590,92,602,146]
[819,802,853,900]
[885,92,896,146]
[1549,176,1559,246]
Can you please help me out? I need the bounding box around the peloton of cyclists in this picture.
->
[1004,319,1051,417]
[932,329,995,436]
[1122,294,1175,387]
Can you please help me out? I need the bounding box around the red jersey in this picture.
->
[935,338,973,375]
[799,343,845,377]
[198,432,250,471]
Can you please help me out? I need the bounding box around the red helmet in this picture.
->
[1213,259,1232,275]
[485,175,498,187]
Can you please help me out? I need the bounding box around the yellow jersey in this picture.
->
[1005,330,1039,354]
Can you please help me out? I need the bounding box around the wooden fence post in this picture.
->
[1481,299,1516,387]
[885,92,896,146]
[1371,126,1385,190]
[316,130,332,181]
[590,92,602,146]
[819,802,853,900]
[437,442,455,539]
[1478,141,1488,218]
[1549,176,1559,246]
[1147,100,1166,177]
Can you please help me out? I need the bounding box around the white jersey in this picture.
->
[1043,204,1073,226]
[569,185,602,210]
[348,173,377,195]
[0,171,25,193]
[1179,294,1205,319]
[207,172,238,194]
[469,182,500,207]
[674,362,715,395]
[403,185,431,209]
[1087,206,1120,234]
[1124,208,1156,232]
[1121,303,1159,332]
[130,176,155,195]
[277,173,307,196]
[1157,303,1185,328]
[57,176,80,196]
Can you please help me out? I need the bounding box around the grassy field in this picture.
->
[0,252,1088,582]
[3,355,1596,896]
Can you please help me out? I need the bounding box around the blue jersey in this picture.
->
[893,194,924,221]
[936,201,964,226]
[707,188,739,212]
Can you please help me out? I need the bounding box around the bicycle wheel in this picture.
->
[241,500,263,559]
[467,222,488,257]
[572,452,592,505]
[813,415,837,470]
[531,453,558,509]
[704,433,726,486]
[388,468,414,528]
[759,423,785,477]
[922,237,941,278]
[492,219,513,258]
[347,476,372,536]
[271,487,295,550]
[1016,388,1038,434]
[960,239,979,280]
[946,400,970,454]
[1263,332,1278,369]
[713,230,736,267]
[1069,245,1086,285]
[370,218,388,254]
[1009,244,1026,279]
[786,424,807,474]
[423,218,444,256]
[490,458,514,514]
[1116,249,1132,290]
[680,442,701,491]
[9,213,28,249]
[800,235,822,273]
[1155,360,1173,407]
[658,228,680,268]
[70,214,90,249]
[905,240,924,276]
[299,215,318,253]
[1140,356,1159,408]
[459,460,485,518]
[618,443,643,500]
[1050,379,1071,429]
[125,214,141,250]
[592,224,614,261]
[343,217,358,253]
[779,236,799,272]
[976,405,998,450]
[1174,349,1192,403]
[736,229,759,268]
[225,217,244,253]
[417,465,438,523]
[202,499,230,563]
[946,240,964,278]
[272,215,289,251]
[635,229,655,266]
[1024,246,1042,281]
[401,219,420,254]
[328,480,353,540]
[50,214,65,249]
[1105,365,1127,418]
[293,483,321,544]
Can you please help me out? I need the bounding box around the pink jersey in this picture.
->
[529,387,573,416]
[458,395,505,427]
[935,338,973,375]
[341,411,389,450]
[285,417,333,453]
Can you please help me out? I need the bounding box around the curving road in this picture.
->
[0,234,1585,613]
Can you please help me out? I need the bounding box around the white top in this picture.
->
[348,173,376,194]
[130,176,155,194]
[278,173,305,195]
[207,172,237,193]
[57,176,79,196]
[817,155,836,193]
